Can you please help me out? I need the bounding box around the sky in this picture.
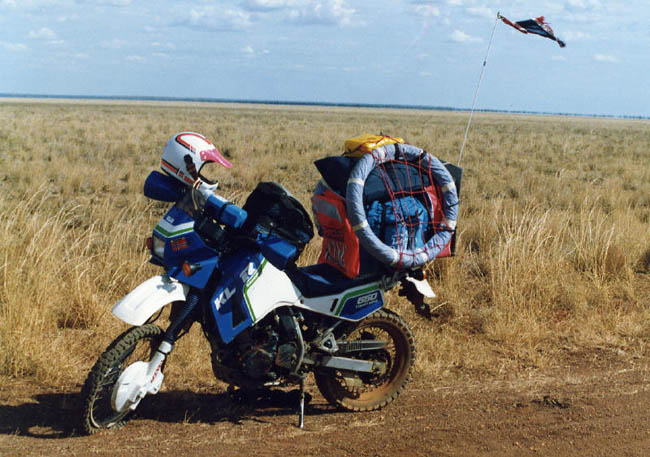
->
[1,0,649,117]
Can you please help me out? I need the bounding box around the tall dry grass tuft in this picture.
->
[569,199,628,283]
[1,100,650,388]
[0,184,157,382]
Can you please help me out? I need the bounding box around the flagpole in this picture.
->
[457,12,500,166]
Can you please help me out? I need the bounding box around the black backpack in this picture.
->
[242,182,314,255]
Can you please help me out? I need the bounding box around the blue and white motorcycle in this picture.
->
[81,132,454,434]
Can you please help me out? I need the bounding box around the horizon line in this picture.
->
[1,93,647,120]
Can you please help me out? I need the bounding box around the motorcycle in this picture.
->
[80,132,438,434]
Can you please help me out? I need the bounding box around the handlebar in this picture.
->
[191,179,302,271]
[192,181,248,230]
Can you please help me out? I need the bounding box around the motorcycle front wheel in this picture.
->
[80,324,163,434]
[314,309,416,412]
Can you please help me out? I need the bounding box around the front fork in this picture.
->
[164,292,202,343]
[112,291,203,414]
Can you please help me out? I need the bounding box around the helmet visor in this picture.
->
[198,147,232,184]
[200,148,232,169]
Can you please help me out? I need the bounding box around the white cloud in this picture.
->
[2,0,130,7]
[196,0,358,28]
[562,0,606,23]
[75,0,133,5]
[151,41,176,50]
[0,0,58,8]
[0,41,27,51]
[184,6,252,30]
[594,54,618,63]
[242,45,270,57]
[450,29,481,43]
[101,38,128,49]
[244,0,304,11]
[125,55,143,62]
[287,0,355,26]
[27,27,62,45]
[466,6,493,19]
[56,15,74,22]
[562,30,593,41]
[28,27,57,40]
[412,4,440,17]
[566,0,602,11]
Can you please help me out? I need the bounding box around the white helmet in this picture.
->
[161,132,232,186]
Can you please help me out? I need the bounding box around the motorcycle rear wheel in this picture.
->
[80,324,163,434]
[314,309,415,412]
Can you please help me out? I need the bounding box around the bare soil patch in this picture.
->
[2,349,650,457]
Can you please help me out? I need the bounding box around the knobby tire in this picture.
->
[314,309,416,412]
[80,324,163,434]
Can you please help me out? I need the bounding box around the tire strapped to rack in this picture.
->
[345,143,458,269]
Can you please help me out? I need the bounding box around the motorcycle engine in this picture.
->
[241,347,275,380]
[209,312,301,387]
[239,326,279,381]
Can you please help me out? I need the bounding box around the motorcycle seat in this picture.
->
[286,262,389,299]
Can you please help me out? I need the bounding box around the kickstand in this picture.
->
[298,376,305,429]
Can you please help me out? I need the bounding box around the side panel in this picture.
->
[210,253,301,344]
[209,253,386,342]
[337,285,384,320]
[112,275,189,326]
[243,259,301,323]
[298,283,384,321]
[209,250,261,344]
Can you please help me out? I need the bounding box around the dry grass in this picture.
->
[1,100,649,388]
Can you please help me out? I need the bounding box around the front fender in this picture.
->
[112,275,189,326]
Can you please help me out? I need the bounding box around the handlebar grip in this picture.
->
[204,193,248,229]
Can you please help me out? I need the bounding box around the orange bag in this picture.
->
[423,183,454,258]
[311,188,360,278]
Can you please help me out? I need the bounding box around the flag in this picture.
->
[498,14,566,48]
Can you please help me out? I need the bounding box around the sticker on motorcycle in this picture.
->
[335,285,384,320]
[171,237,189,251]
[215,286,236,310]
[355,291,379,308]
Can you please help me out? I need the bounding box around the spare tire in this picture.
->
[345,143,458,269]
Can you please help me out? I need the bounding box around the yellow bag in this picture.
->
[344,134,404,158]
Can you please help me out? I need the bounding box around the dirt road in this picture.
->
[2,348,650,457]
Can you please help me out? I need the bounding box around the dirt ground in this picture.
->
[2,348,650,457]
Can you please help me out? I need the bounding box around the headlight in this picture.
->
[152,235,166,258]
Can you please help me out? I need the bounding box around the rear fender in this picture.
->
[112,275,189,326]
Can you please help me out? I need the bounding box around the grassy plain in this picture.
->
[1,99,649,389]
